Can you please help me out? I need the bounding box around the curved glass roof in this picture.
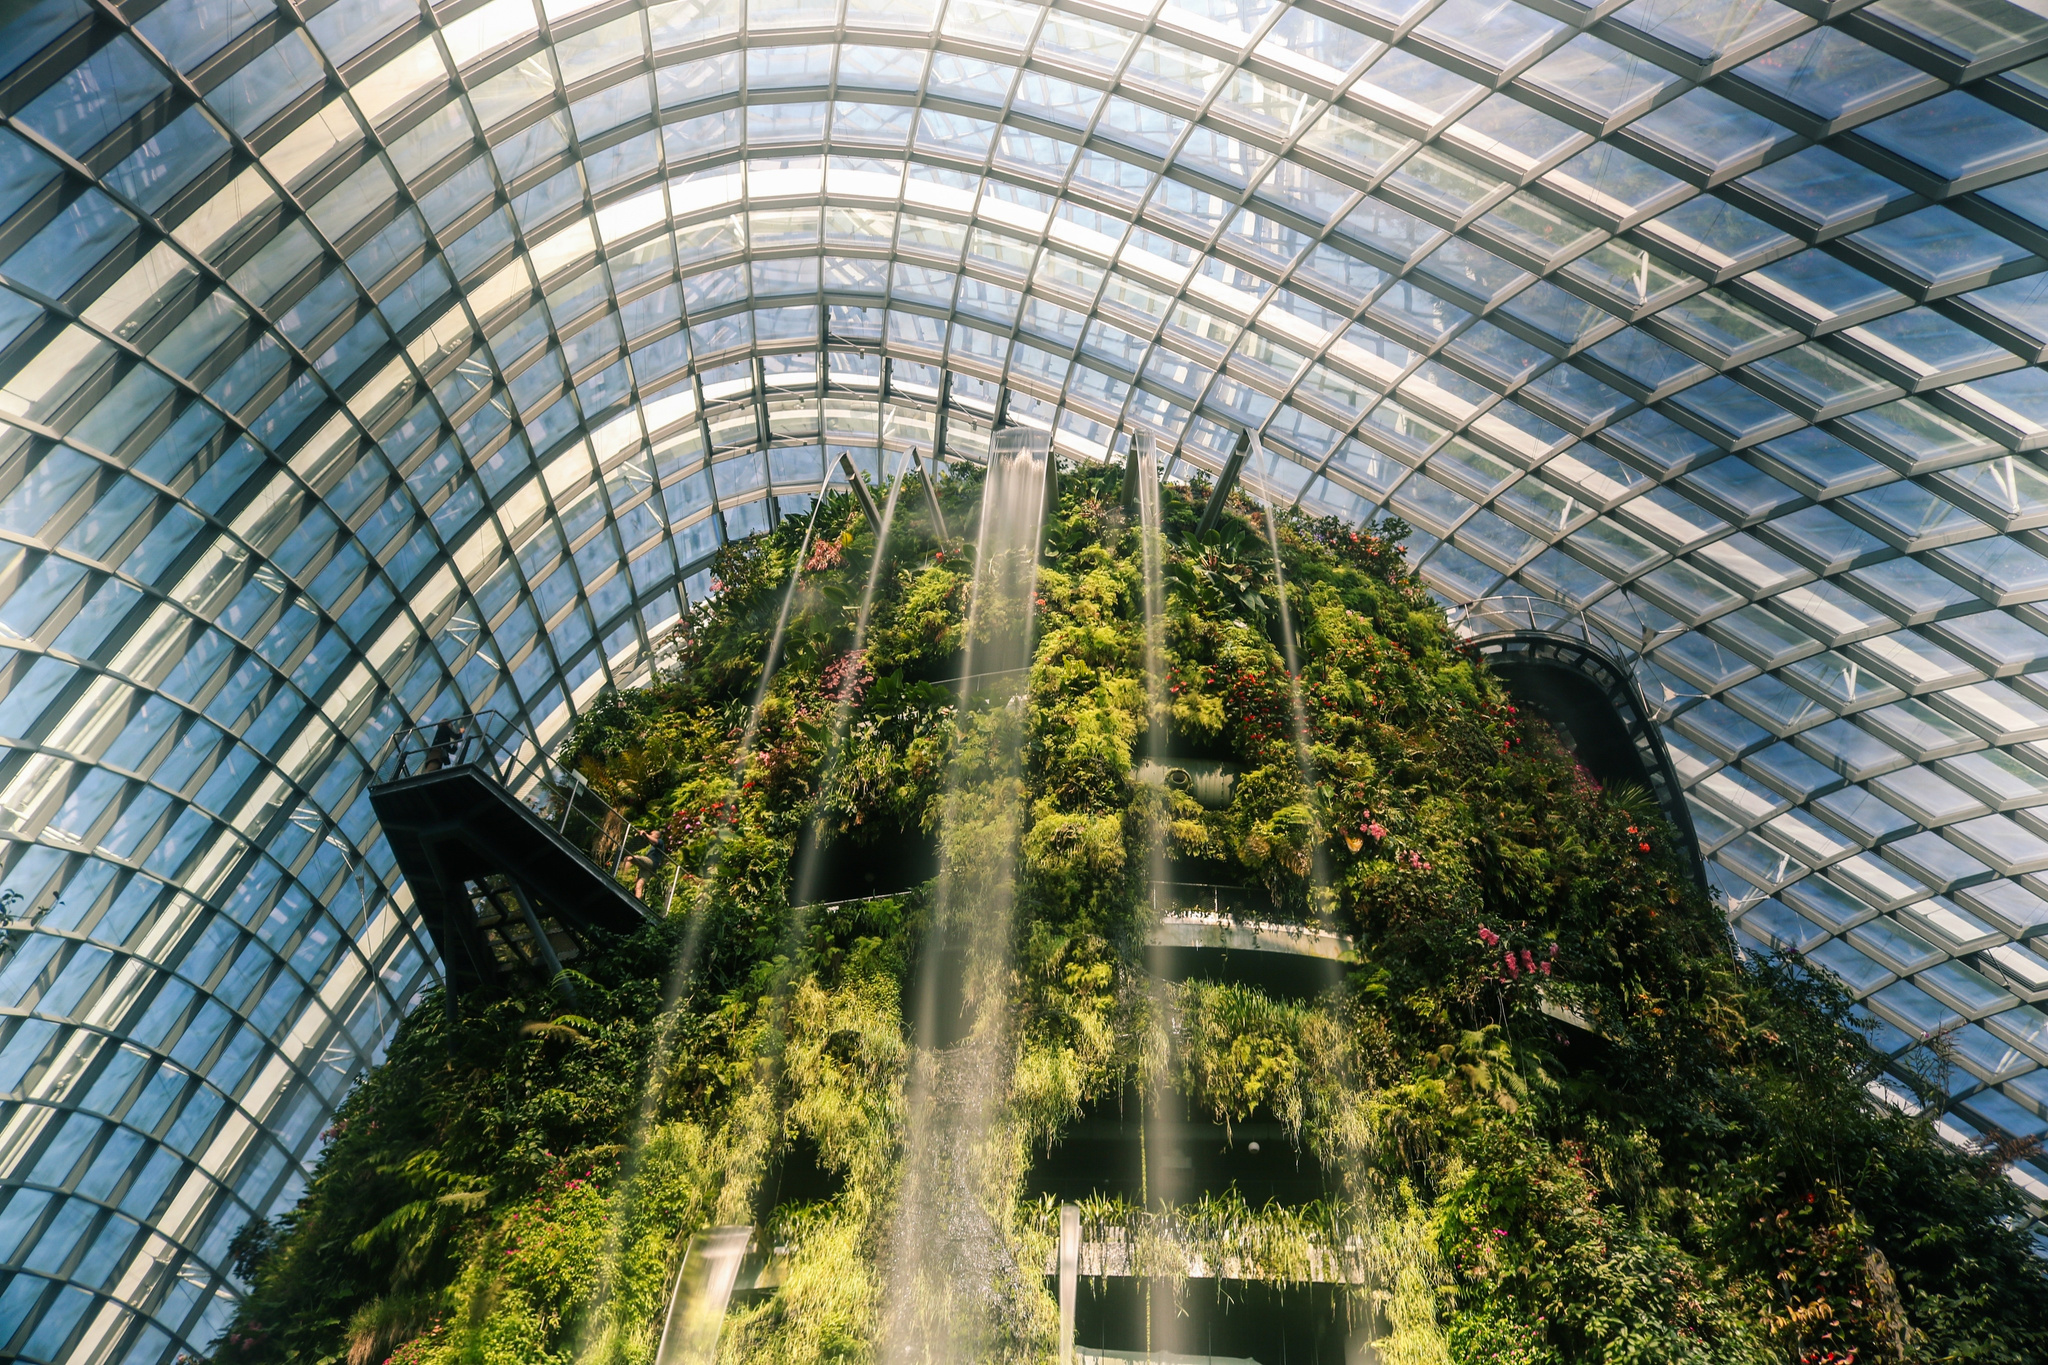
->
[9,0,2048,1357]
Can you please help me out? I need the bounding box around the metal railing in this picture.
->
[1445,593,1712,722]
[383,711,646,884]
[1149,880,1303,924]
[1445,594,1645,659]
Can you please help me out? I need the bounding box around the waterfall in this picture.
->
[575,486,835,1364]
[708,452,919,1233]
[884,427,1054,1364]
[1248,437,1333,914]
[1135,431,1168,804]
[1133,432,1189,1355]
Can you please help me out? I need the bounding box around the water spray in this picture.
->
[575,473,839,1364]
[883,427,1054,1364]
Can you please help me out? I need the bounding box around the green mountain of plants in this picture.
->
[214,460,2048,1365]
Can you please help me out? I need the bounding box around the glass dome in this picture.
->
[5,0,2048,1358]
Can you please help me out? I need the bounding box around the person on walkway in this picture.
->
[627,828,669,901]
[420,718,463,773]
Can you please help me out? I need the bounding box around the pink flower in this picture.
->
[1478,925,1499,948]
[1521,949,1537,975]
[1504,951,1519,977]
[1539,960,1551,976]
[1366,820,1388,839]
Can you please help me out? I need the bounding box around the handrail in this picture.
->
[1443,606,1710,891]
[1148,879,1315,927]
[381,711,645,881]
[1445,594,1713,715]
[1445,594,1642,660]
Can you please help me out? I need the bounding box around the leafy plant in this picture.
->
[216,463,2048,1365]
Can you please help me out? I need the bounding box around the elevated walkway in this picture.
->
[1144,884,1347,1000]
[1450,596,1708,890]
[1147,907,1343,960]
[368,712,655,1001]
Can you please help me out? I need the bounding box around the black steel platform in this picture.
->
[369,715,655,1001]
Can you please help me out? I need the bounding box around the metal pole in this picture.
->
[911,448,950,541]
[839,452,881,532]
[1196,428,1252,538]
[1058,1202,1080,1365]
[507,881,570,987]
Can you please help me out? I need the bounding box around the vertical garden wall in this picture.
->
[217,461,2048,1365]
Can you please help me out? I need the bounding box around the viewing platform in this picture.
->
[1146,907,1344,960]
[367,712,655,1001]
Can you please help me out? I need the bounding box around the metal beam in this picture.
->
[1197,428,1252,538]
[911,447,950,540]
[839,451,881,531]
[506,880,571,986]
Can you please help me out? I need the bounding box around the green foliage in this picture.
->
[220,463,2048,1365]
[211,925,712,1365]
[1173,980,1318,1141]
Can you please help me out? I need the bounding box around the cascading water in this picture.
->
[647,456,923,1363]
[1132,431,1189,1355]
[708,454,917,1231]
[627,438,1435,1365]
[1242,434,1447,1361]
[1133,430,1168,857]
[577,484,837,1363]
[885,428,1054,1364]
[789,453,912,910]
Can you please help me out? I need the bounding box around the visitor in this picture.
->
[627,828,668,901]
[420,718,464,773]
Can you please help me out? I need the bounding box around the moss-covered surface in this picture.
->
[217,461,2048,1365]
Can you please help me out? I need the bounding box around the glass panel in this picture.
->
[1848,207,2039,292]
[1519,33,1683,123]
[1860,91,2048,183]
[1628,88,1792,177]
[1731,26,1940,124]
[1736,147,1914,232]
